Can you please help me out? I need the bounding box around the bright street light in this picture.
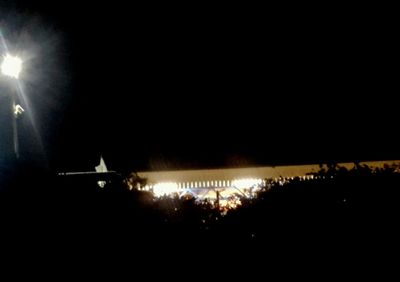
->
[1,53,23,159]
[1,54,22,79]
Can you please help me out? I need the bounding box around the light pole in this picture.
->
[1,54,23,159]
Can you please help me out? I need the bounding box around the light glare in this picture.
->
[1,54,22,79]
[153,182,179,197]
[232,178,262,189]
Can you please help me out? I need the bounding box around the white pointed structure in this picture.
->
[95,156,108,187]
[95,155,108,173]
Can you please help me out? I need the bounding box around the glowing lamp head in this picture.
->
[1,54,22,79]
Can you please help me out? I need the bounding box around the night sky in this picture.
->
[1,1,398,172]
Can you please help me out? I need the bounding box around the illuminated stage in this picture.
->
[135,160,400,206]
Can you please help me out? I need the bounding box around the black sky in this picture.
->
[1,1,398,171]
